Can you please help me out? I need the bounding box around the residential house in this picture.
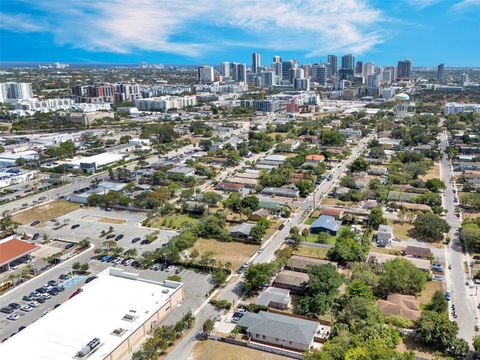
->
[319,207,344,219]
[261,187,300,199]
[237,311,322,352]
[255,287,291,310]
[273,270,309,293]
[229,223,256,241]
[257,154,287,167]
[310,215,342,235]
[464,171,480,188]
[216,181,244,193]
[167,166,196,177]
[395,202,432,212]
[367,166,388,176]
[376,294,421,321]
[225,176,258,188]
[286,255,337,273]
[305,154,325,163]
[339,128,362,137]
[404,246,432,259]
[249,208,270,221]
[352,171,369,189]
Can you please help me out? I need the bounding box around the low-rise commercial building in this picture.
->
[0,268,184,360]
[0,238,38,273]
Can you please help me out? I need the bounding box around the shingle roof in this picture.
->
[229,223,255,236]
[405,246,432,258]
[255,287,291,307]
[237,311,319,346]
[287,255,336,271]
[376,293,421,321]
[274,270,309,287]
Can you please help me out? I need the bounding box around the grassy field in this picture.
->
[191,340,288,360]
[13,200,80,225]
[192,238,258,270]
[304,217,316,225]
[387,219,414,241]
[150,214,200,230]
[420,163,440,181]
[321,197,353,207]
[418,281,444,306]
[293,245,329,259]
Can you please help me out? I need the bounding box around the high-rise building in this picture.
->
[282,60,296,83]
[1,82,33,101]
[292,68,304,80]
[341,54,355,71]
[261,71,276,89]
[272,56,282,63]
[381,67,396,83]
[366,74,381,96]
[311,64,327,86]
[339,68,354,81]
[364,62,375,75]
[197,65,214,83]
[437,64,445,81]
[327,55,337,77]
[236,63,247,82]
[114,83,141,102]
[396,59,412,80]
[294,78,310,91]
[220,62,230,77]
[252,52,261,74]
[355,61,363,75]
[272,59,282,79]
[461,73,470,85]
[302,65,311,79]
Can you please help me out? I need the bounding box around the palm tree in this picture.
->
[72,262,81,273]
[124,248,138,258]
[21,265,33,279]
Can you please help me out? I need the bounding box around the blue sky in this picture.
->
[0,0,479,67]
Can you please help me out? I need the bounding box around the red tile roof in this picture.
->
[0,239,38,266]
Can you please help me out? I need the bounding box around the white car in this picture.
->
[41,293,51,299]
[7,313,19,321]
[21,305,32,312]
[124,259,134,266]
[28,301,40,308]
[165,265,174,272]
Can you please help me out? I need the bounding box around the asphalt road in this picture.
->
[440,130,479,344]
[165,135,373,360]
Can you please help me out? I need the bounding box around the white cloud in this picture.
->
[0,13,46,32]
[2,0,385,57]
[452,0,480,10]
[407,0,439,9]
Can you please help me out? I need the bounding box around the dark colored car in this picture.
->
[140,239,149,245]
[85,276,98,284]
[22,295,34,302]
[278,223,285,230]
[32,233,40,241]
[48,280,58,286]
[18,326,26,332]
[53,304,61,309]
[30,220,40,226]
[65,243,74,250]
[0,307,13,314]
[8,303,21,310]
[106,234,116,239]
[175,268,183,274]
[115,234,124,241]
[48,289,59,296]
[131,237,141,243]
[59,274,69,280]
[71,224,80,229]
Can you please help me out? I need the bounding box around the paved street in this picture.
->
[440,130,479,344]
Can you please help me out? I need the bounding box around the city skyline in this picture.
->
[1,0,480,66]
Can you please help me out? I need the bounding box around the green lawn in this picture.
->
[294,245,329,259]
[305,225,351,245]
[150,214,200,230]
[304,217,316,225]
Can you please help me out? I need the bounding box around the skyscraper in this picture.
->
[396,59,412,80]
[366,74,381,96]
[311,64,327,86]
[236,63,247,82]
[341,54,355,71]
[261,71,276,89]
[252,52,261,74]
[282,60,296,83]
[272,56,282,63]
[197,65,214,83]
[220,62,230,77]
[364,62,375,76]
[327,55,337,77]
[437,64,444,81]
[355,61,363,75]
[292,68,304,80]
[1,82,33,100]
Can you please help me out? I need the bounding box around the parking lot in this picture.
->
[0,257,214,342]
[19,206,178,253]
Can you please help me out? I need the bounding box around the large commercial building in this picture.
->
[220,62,230,77]
[0,268,184,360]
[230,63,247,82]
[134,95,197,112]
[311,64,327,86]
[444,102,480,115]
[282,60,296,83]
[0,238,38,273]
[437,63,445,81]
[240,99,281,112]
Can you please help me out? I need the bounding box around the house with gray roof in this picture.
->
[255,287,291,310]
[261,187,299,199]
[229,223,256,240]
[310,215,342,235]
[237,311,321,351]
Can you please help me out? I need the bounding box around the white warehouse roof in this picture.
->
[0,268,183,360]
[65,152,124,168]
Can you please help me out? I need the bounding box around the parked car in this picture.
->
[59,274,69,280]
[22,295,34,302]
[21,305,33,312]
[7,313,19,321]
[1,307,13,314]
[175,268,183,274]
[445,291,451,301]
[131,237,141,243]
[115,234,124,241]
[28,301,40,308]
[165,265,175,272]
[278,223,285,230]
[70,224,80,229]
[30,220,40,226]
[65,243,74,249]
[8,303,20,310]
[68,288,83,299]
[32,233,40,241]
[85,276,98,284]
[106,234,116,239]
